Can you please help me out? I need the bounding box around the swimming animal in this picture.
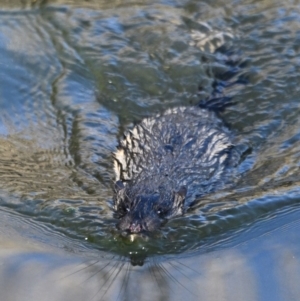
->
[113,48,243,234]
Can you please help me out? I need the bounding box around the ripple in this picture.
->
[0,1,300,265]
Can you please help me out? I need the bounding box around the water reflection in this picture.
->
[1,204,300,301]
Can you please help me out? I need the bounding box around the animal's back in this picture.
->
[114,105,239,205]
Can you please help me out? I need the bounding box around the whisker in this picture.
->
[86,258,127,301]
[173,260,203,276]
[157,262,197,297]
[57,259,102,281]
[116,260,131,301]
[87,260,121,301]
[167,261,198,283]
[97,260,126,301]
[81,260,112,284]
[148,261,163,293]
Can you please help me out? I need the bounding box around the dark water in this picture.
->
[1,0,300,300]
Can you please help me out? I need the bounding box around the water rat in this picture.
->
[113,48,243,234]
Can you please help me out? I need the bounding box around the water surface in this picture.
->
[0,0,300,300]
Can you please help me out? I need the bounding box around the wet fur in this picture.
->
[113,46,244,233]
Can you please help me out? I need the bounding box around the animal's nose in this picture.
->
[129,222,142,233]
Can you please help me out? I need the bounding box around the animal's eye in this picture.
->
[118,202,130,215]
[157,207,167,217]
[122,204,130,212]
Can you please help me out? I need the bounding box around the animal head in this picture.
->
[113,181,187,233]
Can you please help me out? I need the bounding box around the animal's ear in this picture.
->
[114,180,124,192]
[174,186,187,207]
